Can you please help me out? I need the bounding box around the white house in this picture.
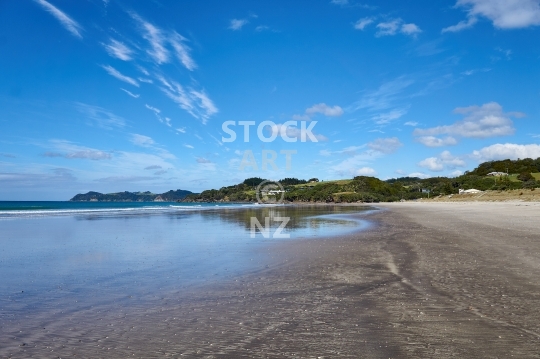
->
[459,189,483,194]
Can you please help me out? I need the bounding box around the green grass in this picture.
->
[292,179,352,188]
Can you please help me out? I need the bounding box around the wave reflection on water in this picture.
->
[0,204,373,317]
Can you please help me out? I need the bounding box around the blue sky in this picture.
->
[1,0,540,200]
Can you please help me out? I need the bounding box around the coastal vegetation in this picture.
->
[183,157,540,203]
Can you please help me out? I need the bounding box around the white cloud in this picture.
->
[418,150,466,172]
[158,76,217,124]
[445,0,540,31]
[355,167,377,176]
[416,136,458,147]
[190,89,218,121]
[75,103,126,129]
[450,170,464,177]
[131,13,169,64]
[442,16,478,33]
[305,103,344,117]
[44,140,111,160]
[404,121,418,126]
[418,157,444,171]
[137,66,150,76]
[331,0,349,4]
[320,149,332,157]
[144,165,162,170]
[401,23,422,35]
[138,77,153,84]
[229,19,249,30]
[408,172,431,179]
[367,137,403,154]
[471,143,540,162]
[170,32,197,71]
[101,65,139,87]
[371,108,408,124]
[34,0,83,39]
[354,17,374,30]
[145,104,161,114]
[255,25,270,32]
[352,76,414,112]
[375,19,421,37]
[292,114,311,121]
[414,102,523,139]
[196,157,212,164]
[121,88,140,98]
[130,134,155,147]
[176,127,186,134]
[268,123,328,142]
[376,19,401,36]
[103,39,133,61]
[184,144,194,149]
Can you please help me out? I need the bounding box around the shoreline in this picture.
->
[2,203,540,357]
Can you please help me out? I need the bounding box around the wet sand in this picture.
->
[2,202,540,358]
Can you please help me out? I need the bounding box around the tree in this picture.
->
[517,172,534,182]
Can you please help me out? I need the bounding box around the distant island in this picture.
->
[70,189,194,202]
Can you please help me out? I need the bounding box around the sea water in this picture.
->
[0,203,370,317]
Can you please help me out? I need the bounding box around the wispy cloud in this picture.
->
[44,140,111,160]
[131,12,170,64]
[367,137,403,153]
[144,165,162,170]
[442,16,478,33]
[103,38,133,61]
[145,104,161,114]
[196,157,213,164]
[130,134,155,147]
[158,76,218,124]
[101,65,139,87]
[354,17,375,30]
[305,103,344,117]
[131,13,197,71]
[352,76,414,112]
[121,88,140,98]
[129,134,176,159]
[34,0,83,39]
[138,77,153,84]
[170,32,197,71]
[229,19,249,30]
[75,103,126,129]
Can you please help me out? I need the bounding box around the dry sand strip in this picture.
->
[2,202,540,358]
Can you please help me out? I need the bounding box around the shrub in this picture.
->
[518,172,534,182]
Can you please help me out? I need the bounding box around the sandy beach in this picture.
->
[2,202,540,358]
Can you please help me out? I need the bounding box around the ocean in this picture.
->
[0,202,370,328]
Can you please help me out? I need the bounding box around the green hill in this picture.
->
[183,157,540,203]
